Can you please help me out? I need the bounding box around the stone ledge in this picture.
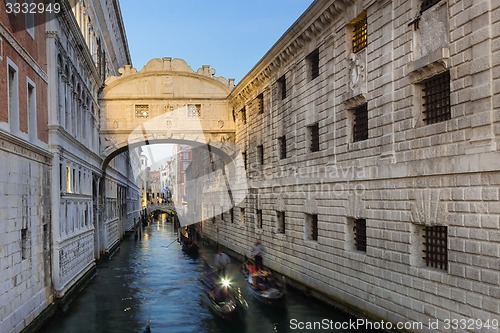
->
[407,48,450,84]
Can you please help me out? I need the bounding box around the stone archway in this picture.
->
[99,58,247,227]
[99,57,237,167]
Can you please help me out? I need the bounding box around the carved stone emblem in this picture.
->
[348,53,364,90]
[217,120,224,128]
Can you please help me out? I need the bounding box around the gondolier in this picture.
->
[215,250,231,277]
[251,240,266,270]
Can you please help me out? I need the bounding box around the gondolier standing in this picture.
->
[251,240,266,270]
[215,250,231,277]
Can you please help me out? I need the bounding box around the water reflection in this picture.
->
[42,216,370,333]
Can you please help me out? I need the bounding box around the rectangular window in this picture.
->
[422,226,448,270]
[8,63,19,132]
[21,227,28,260]
[308,123,320,152]
[353,103,368,142]
[354,218,367,252]
[66,166,71,193]
[240,106,247,124]
[256,93,264,114]
[278,75,287,100]
[240,208,245,225]
[422,71,451,125]
[256,209,263,229]
[352,13,368,53]
[135,104,149,118]
[306,48,320,81]
[420,0,441,13]
[27,81,37,141]
[242,152,247,170]
[277,211,285,234]
[230,208,234,224]
[306,214,318,241]
[257,145,264,165]
[187,104,201,118]
[278,136,286,159]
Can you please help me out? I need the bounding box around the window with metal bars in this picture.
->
[308,123,320,152]
[240,106,247,124]
[354,218,367,252]
[353,103,368,142]
[352,13,367,53]
[306,214,318,241]
[422,71,451,125]
[135,104,149,118]
[307,48,320,81]
[240,208,245,225]
[420,0,441,13]
[257,145,264,165]
[187,104,201,118]
[276,211,285,233]
[422,226,448,270]
[242,152,247,170]
[256,93,264,114]
[278,75,287,100]
[256,209,263,228]
[279,136,286,159]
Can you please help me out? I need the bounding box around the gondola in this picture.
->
[200,263,247,320]
[177,227,199,256]
[241,257,285,305]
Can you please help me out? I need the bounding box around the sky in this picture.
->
[120,0,314,84]
[120,0,314,166]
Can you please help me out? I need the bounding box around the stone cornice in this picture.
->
[0,130,52,164]
[229,0,355,109]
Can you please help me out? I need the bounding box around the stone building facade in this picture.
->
[1,1,141,332]
[46,0,140,302]
[0,3,52,332]
[199,0,500,330]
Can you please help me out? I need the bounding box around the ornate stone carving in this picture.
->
[348,52,364,90]
[217,120,224,128]
[410,189,448,225]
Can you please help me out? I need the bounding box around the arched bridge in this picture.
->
[99,57,239,169]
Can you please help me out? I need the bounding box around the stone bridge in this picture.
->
[99,57,240,169]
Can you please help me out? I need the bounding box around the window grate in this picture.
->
[240,106,247,124]
[309,123,320,152]
[257,209,263,228]
[420,0,440,13]
[277,211,285,233]
[422,226,448,270]
[354,218,367,252]
[135,104,149,118]
[352,14,367,53]
[279,136,286,159]
[307,48,320,80]
[256,93,264,114]
[308,214,318,241]
[422,71,451,125]
[353,103,368,142]
[278,75,287,100]
[257,145,264,165]
[187,104,201,118]
[242,152,247,170]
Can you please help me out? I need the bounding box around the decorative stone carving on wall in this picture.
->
[410,189,448,225]
[217,120,224,128]
[348,52,364,90]
[112,120,119,129]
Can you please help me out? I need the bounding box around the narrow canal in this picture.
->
[42,217,378,333]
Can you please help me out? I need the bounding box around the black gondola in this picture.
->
[200,263,247,320]
[177,226,199,256]
[241,257,285,305]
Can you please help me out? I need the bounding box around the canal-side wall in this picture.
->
[198,0,500,331]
